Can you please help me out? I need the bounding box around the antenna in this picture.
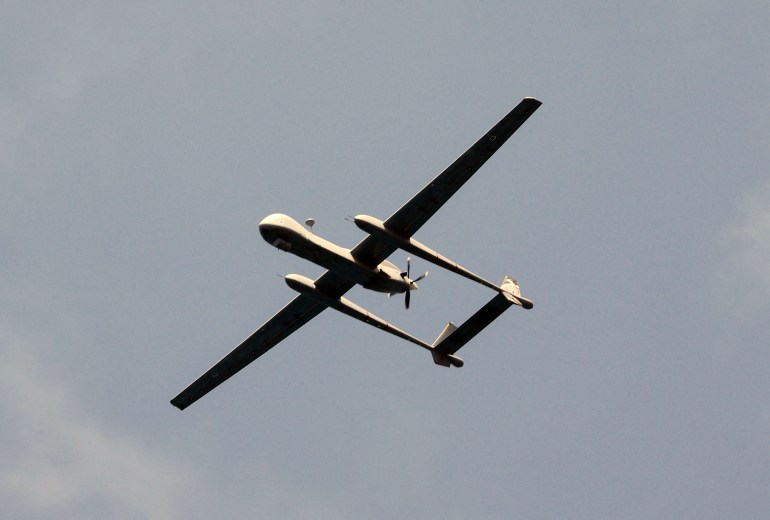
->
[304,218,316,233]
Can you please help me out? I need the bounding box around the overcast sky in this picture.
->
[3,2,769,519]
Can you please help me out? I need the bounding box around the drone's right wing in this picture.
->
[170,271,356,411]
[170,294,326,410]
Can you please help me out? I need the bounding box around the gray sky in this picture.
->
[3,2,769,518]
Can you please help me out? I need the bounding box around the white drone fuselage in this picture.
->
[259,213,417,295]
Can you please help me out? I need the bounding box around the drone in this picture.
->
[171,97,541,410]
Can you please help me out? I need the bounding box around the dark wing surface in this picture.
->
[170,271,354,410]
[351,97,541,267]
[433,291,517,357]
[170,295,326,410]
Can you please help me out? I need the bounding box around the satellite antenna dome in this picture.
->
[305,218,316,232]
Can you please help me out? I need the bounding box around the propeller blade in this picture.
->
[405,289,410,309]
[406,257,411,279]
[413,270,429,283]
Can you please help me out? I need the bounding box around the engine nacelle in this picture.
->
[355,214,533,309]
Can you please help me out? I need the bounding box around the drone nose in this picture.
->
[258,220,273,241]
[260,214,279,228]
[259,213,287,240]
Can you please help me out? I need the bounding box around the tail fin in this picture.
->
[501,276,521,296]
[431,323,464,367]
[501,276,533,309]
[432,322,457,346]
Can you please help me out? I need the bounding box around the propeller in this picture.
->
[401,257,428,310]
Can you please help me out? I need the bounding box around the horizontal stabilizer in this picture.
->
[431,323,463,367]
[500,276,534,309]
[432,276,527,358]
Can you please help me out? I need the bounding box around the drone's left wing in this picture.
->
[170,271,355,410]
